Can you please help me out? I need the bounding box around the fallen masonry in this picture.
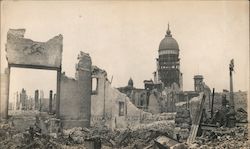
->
[0,117,249,149]
[0,118,176,149]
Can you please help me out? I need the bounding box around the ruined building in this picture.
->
[117,26,213,115]
[118,78,149,111]
[155,24,183,90]
[91,66,157,129]
[118,25,184,113]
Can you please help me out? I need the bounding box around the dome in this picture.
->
[159,25,179,50]
[159,37,179,50]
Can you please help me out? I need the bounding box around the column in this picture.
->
[49,90,53,114]
[56,68,61,118]
[34,90,39,110]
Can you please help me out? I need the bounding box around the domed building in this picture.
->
[156,24,183,90]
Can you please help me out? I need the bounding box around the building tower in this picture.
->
[128,78,134,88]
[157,24,182,89]
[194,75,204,92]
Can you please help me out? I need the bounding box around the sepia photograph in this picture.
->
[0,1,249,148]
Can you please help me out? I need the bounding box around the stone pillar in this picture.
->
[49,90,53,114]
[229,61,234,109]
[34,90,39,110]
[53,93,56,113]
[20,89,27,110]
[228,59,236,127]
[0,68,10,120]
[15,92,19,110]
[39,90,44,112]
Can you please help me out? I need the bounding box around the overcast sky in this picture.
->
[1,1,249,99]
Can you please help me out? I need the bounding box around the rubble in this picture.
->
[188,125,250,149]
[0,119,175,149]
[0,115,249,149]
[0,97,248,149]
[236,108,248,123]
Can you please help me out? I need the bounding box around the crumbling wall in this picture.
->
[104,81,127,128]
[125,96,147,126]
[91,66,109,126]
[148,93,161,114]
[91,66,151,129]
[60,52,92,128]
[91,69,129,128]
[189,93,204,123]
[60,75,84,128]
[0,69,9,120]
[6,29,63,68]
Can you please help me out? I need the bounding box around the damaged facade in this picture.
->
[91,66,162,129]
[60,52,92,128]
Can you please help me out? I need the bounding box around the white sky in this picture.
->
[1,1,249,100]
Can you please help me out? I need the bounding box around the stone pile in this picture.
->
[175,109,191,129]
[62,120,175,148]
[235,108,247,123]
[0,120,87,149]
[175,109,191,141]
[0,118,176,148]
[189,126,249,149]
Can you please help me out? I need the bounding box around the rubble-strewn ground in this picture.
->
[189,125,250,149]
[0,119,249,149]
[0,120,175,149]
